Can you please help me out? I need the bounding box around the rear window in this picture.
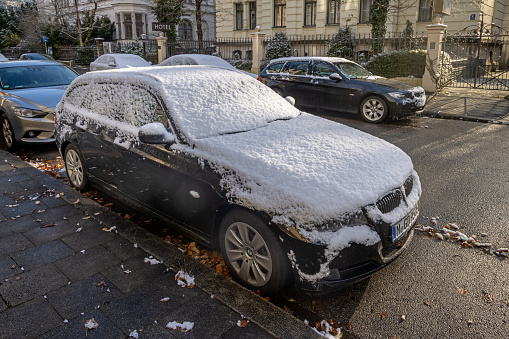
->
[282,61,309,76]
[266,62,285,74]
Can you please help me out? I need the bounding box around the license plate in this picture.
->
[392,204,419,242]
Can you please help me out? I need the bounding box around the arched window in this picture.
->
[179,20,193,40]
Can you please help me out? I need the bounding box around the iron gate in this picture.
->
[439,24,509,90]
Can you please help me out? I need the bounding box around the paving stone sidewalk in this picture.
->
[423,87,509,124]
[0,150,319,339]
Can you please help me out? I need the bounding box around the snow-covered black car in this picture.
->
[259,57,426,123]
[55,66,421,295]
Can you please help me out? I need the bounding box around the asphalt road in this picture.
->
[3,114,508,338]
[285,113,509,338]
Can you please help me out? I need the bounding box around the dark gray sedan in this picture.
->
[0,60,78,150]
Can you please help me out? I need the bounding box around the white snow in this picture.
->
[166,321,194,332]
[129,330,139,338]
[144,257,161,265]
[175,270,195,288]
[160,54,233,68]
[189,191,200,199]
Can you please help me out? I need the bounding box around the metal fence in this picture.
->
[166,38,253,61]
[439,26,509,90]
[112,40,159,65]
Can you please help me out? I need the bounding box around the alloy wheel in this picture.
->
[224,221,273,287]
[1,117,14,148]
[362,98,386,122]
[65,148,84,188]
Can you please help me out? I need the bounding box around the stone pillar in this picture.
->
[95,38,105,56]
[156,32,168,64]
[422,18,447,92]
[250,26,266,75]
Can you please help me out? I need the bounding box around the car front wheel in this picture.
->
[1,115,17,151]
[64,144,90,192]
[219,209,292,296]
[360,96,389,123]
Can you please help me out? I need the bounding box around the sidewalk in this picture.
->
[423,87,509,124]
[0,149,320,338]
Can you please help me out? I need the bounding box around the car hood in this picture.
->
[5,86,68,111]
[179,113,415,228]
[354,77,416,91]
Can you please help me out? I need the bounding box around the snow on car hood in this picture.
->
[5,86,68,110]
[176,113,415,229]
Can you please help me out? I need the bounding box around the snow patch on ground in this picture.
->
[166,321,194,332]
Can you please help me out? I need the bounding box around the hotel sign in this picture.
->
[152,22,172,32]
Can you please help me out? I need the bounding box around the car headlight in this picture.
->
[388,92,406,100]
[316,210,369,232]
[14,108,48,118]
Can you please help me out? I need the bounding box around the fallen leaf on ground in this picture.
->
[459,288,467,295]
[237,319,249,327]
[84,318,99,330]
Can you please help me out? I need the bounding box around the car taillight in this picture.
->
[54,111,57,127]
[257,75,261,81]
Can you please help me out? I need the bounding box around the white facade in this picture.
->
[216,0,509,38]
[37,0,216,41]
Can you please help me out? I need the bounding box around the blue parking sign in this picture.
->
[470,14,476,20]
[43,36,49,43]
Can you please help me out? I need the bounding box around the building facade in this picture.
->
[37,0,216,41]
[216,0,509,38]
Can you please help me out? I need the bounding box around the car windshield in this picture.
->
[29,54,53,60]
[332,62,372,79]
[0,65,77,90]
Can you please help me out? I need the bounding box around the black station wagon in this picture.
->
[56,66,421,295]
[259,57,426,123]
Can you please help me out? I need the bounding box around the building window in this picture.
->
[418,0,434,21]
[135,13,143,37]
[274,0,286,27]
[124,14,132,22]
[328,0,340,25]
[125,24,133,39]
[249,2,256,29]
[235,3,243,30]
[359,0,370,24]
[179,20,193,40]
[304,0,316,26]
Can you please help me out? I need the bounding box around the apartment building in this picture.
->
[37,0,216,41]
[216,0,509,38]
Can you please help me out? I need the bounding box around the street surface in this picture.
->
[3,113,508,338]
[285,113,509,338]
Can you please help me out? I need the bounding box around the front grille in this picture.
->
[403,175,413,197]
[376,190,403,214]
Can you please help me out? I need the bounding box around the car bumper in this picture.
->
[8,112,55,144]
[279,204,418,294]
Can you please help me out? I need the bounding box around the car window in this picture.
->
[95,55,107,63]
[332,62,371,79]
[266,62,285,74]
[312,62,337,78]
[0,65,77,90]
[282,61,309,76]
[66,82,168,129]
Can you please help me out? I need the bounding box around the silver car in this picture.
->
[0,60,78,150]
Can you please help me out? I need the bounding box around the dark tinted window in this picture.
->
[312,61,337,77]
[281,61,309,76]
[266,62,285,74]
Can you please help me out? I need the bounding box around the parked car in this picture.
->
[0,53,8,62]
[19,53,55,61]
[90,53,151,71]
[55,65,421,295]
[0,60,79,150]
[160,54,257,78]
[259,57,426,123]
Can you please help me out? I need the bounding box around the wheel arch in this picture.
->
[358,93,391,115]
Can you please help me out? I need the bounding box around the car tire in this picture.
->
[219,209,292,296]
[1,114,17,151]
[64,143,91,192]
[360,96,389,123]
[271,87,285,97]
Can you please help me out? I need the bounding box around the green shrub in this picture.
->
[364,49,426,78]
[264,32,291,61]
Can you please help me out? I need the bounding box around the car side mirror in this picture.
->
[285,96,296,106]
[108,62,116,67]
[138,122,176,144]
[329,73,342,81]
